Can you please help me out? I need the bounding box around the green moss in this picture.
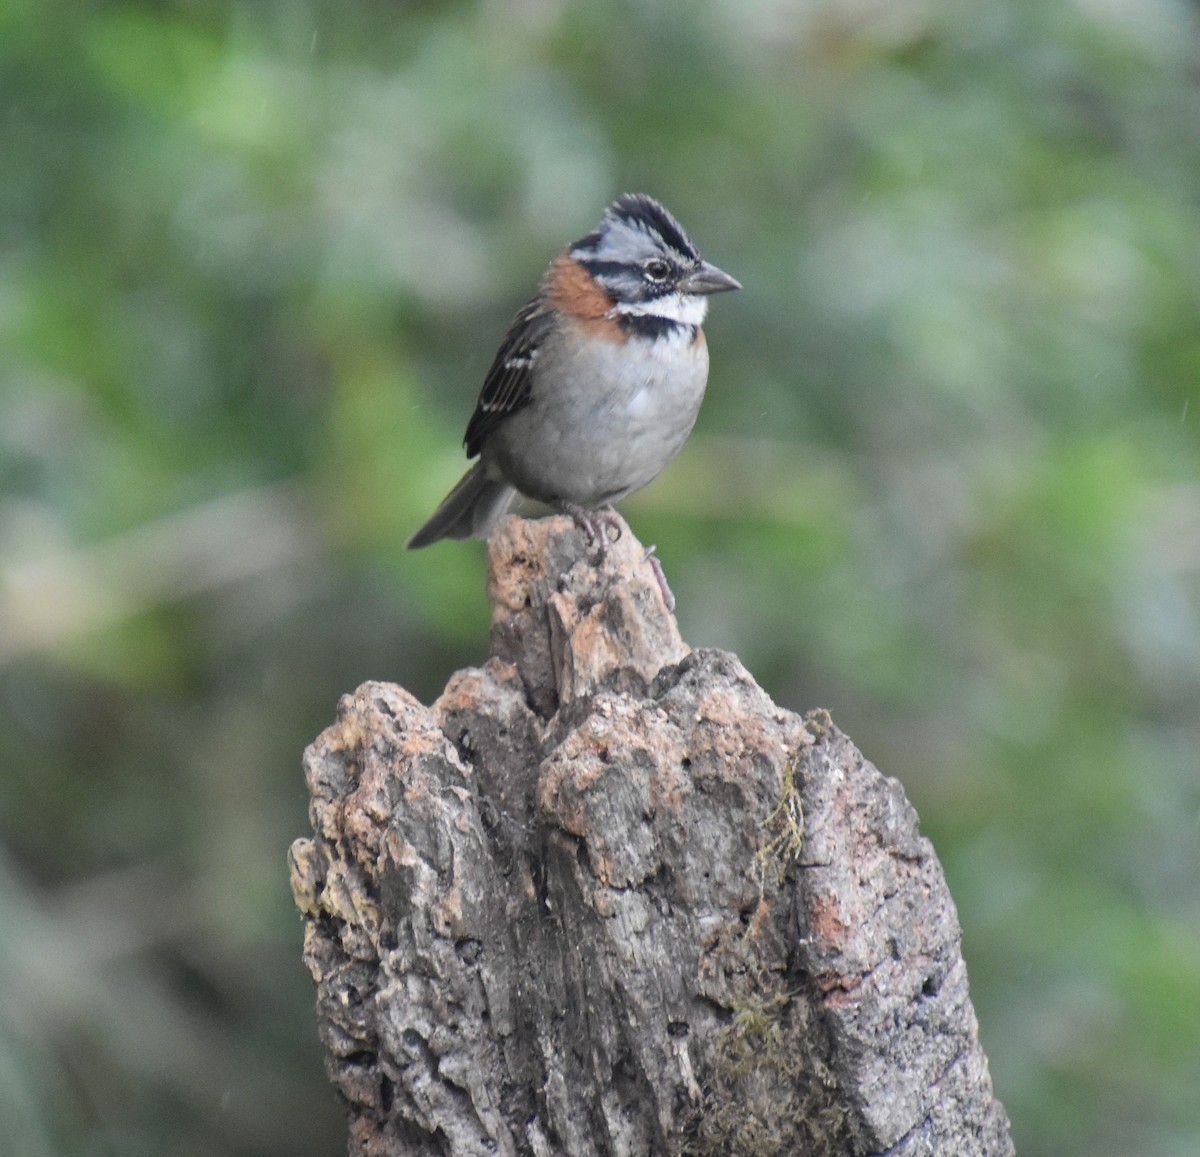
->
[683,983,849,1156]
[755,753,805,892]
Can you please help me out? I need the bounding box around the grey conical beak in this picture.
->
[680,260,741,295]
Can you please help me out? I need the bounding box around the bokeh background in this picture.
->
[2,1,1198,1154]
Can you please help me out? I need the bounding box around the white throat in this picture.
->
[609,293,709,326]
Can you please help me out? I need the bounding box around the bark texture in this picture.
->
[289,514,1014,1157]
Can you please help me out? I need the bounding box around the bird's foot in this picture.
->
[557,504,673,610]
[560,503,623,561]
[643,545,676,613]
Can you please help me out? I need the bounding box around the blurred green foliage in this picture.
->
[1,1,1198,1154]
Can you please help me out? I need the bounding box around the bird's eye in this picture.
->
[643,258,671,282]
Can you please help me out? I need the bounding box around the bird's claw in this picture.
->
[644,545,676,613]
[562,504,622,561]
[559,505,672,610]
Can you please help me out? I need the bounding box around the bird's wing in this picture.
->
[463,298,553,457]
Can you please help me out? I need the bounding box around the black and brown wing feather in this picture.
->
[463,298,554,457]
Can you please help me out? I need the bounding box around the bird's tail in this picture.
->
[406,461,516,549]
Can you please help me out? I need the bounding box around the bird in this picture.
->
[407,193,740,605]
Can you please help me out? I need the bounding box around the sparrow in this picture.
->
[407,193,740,606]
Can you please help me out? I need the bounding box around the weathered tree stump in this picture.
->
[289,514,1014,1156]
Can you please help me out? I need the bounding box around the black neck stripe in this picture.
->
[617,314,693,340]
